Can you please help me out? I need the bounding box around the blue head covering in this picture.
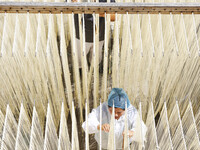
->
[108,88,130,110]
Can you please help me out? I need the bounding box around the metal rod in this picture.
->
[71,12,76,56]
[1,105,9,150]
[163,102,173,150]
[150,100,159,149]
[60,12,64,57]
[43,103,50,150]
[192,12,200,57]
[176,100,187,150]
[139,101,144,149]
[115,12,119,58]
[170,12,179,56]
[93,12,95,57]
[12,13,19,56]
[58,102,64,150]
[1,2,200,14]
[148,13,155,57]
[71,101,75,150]
[24,12,30,57]
[46,13,52,56]
[35,12,41,57]
[29,106,36,150]
[15,103,23,150]
[189,100,200,147]
[159,13,164,57]
[113,102,116,150]
[127,12,133,55]
[0,12,7,57]
[85,101,89,150]
[181,13,190,56]
[82,13,85,57]
[104,12,108,57]
[99,101,102,150]
[137,13,143,57]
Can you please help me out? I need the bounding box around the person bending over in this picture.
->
[82,88,147,149]
[73,0,115,68]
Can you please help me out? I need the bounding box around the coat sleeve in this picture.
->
[82,108,100,134]
[129,112,147,144]
[129,110,138,133]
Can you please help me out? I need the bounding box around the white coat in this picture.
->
[82,102,147,149]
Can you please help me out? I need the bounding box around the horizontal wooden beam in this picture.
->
[0,2,200,14]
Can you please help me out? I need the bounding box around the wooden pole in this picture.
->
[0,2,200,14]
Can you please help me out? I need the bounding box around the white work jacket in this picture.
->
[82,102,147,149]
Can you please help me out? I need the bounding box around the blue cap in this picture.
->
[108,88,130,110]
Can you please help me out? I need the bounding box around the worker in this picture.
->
[82,88,147,149]
[73,0,115,68]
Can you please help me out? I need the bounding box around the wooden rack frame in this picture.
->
[0,2,200,14]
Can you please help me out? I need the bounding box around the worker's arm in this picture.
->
[128,111,147,143]
[99,13,115,21]
[82,108,100,134]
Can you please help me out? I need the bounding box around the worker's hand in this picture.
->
[98,14,115,21]
[99,13,105,17]
[97,124,110,133]
[122,130,134,138]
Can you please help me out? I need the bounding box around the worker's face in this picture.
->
[108,107,125,120]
